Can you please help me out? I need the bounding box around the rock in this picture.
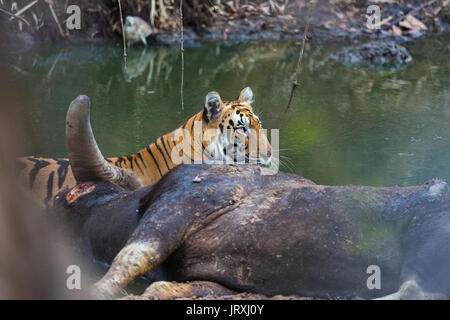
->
[329,41,412,66]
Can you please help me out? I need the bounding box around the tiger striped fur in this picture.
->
[17,87,272,207]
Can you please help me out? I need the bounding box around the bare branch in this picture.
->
[180,0,185,110]
[8,0,38,23]
[118,0,127,68]
[384,0,438,30]
[286,0,315,110]
[0,8,30,26]
[47,3,65,37]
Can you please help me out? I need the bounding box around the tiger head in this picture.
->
[202,87,272,166]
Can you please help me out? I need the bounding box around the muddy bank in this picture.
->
[1,0,449,52]
[164,0,450,45]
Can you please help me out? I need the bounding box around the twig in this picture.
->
[180,0,185,110]
[286,0,315,110]
[384,0,438,29]
[0,8,30,26]
[8,0,38,23]
[150,0,156,26]
[118,0,127,68]
[48,3,65,37]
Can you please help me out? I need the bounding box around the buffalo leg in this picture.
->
[92,240,163,298]
[92,167,243,298]
[92,208,238,297]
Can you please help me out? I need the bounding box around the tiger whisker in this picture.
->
[279,155,295,168]
[277,158,294,173]
[271,148,292,152]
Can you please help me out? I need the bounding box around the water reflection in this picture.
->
[6,37,450,187]
[124,48,174,92]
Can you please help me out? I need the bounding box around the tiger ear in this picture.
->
[204,91,223,122]
[238,87,254,104]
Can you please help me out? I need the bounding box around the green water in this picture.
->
[11,37,450,187]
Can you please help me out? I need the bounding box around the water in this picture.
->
[10,36,450,187]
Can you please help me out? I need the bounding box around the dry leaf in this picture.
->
[399,19,413,29]
[391,25,402,36]
[259,4,270,16]
[405,15,427,31]
[226,1,236,13]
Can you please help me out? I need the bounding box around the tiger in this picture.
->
[17,87,272,207]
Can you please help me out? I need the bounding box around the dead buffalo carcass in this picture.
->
[53,95,450,300]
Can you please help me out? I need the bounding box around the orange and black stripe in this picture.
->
[17,91,268,207]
